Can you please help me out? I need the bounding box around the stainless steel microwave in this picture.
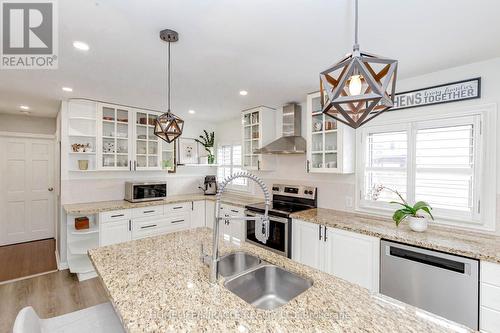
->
[125,181,167,203]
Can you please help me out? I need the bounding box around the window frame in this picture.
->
[355,103,497,231]
[217,142,249,193]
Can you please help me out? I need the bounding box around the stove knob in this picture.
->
[272,187,280,191]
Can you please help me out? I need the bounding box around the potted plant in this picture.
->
[371,185,434,232]
[195,130,215,164]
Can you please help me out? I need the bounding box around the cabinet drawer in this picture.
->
[482,262,500,287]
[100,209,131,223]
[165,202,191,214]
[132,205,164,218]
[481,306,500,333]
[132,217,166,239]
[167,213,190,232]
[221,204,243,216]
[482,283,500,311]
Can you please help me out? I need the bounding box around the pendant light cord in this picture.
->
[353,0,359,51]
[167,41,171,111]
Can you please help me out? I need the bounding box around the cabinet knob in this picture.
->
[48,187,54,192]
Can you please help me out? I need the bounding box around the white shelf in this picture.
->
[69,117,96,121]
[179,164,219,167]
[68,237,99,255]
[69,134,96,138]
[69,151,96,155]
[68,255,94,274]
[68,222,98,235]
[69,169,98,172]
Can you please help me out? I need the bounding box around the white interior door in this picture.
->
[0,137,55,246]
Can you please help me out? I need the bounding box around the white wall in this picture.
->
[216,57,500,233]
[0,113,56,134]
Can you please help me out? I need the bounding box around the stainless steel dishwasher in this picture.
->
[380,240,479,329]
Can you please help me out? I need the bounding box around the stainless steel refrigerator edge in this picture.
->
[380,240,479,329]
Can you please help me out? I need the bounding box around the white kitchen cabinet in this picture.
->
[205,200,216,229]
[292,219,380,292]
[98,103,133,170]
[292,219,322,270]
[100,219,131,246]
[220,204,245,244]
[241,106,276,171]
[66,100,163,172]
[306,92,355,174]
[191,200,206,228]
[481,261,500,333]
[324,228,380,292]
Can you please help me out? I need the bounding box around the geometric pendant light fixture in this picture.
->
[320,0,398,129]
[154,29,185,143]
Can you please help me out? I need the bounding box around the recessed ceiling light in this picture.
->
[62,87,73,92]
[239,90,248,96]
[188,109,196,114]
[73,41,89,51]
[20,105,30,110]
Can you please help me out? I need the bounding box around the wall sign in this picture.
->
[391,77,481,111]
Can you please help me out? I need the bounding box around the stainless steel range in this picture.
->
[245,184,317,258]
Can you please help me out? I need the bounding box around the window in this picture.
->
[358,114,485,226]
[217,144,248,191]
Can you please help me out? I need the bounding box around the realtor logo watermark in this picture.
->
[1,0,58,69]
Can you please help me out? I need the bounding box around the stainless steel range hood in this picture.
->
[254,103,306,154]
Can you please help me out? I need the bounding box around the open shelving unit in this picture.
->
[66,214,99,281]
[68,102,98,172]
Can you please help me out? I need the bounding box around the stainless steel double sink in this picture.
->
[217,252,313,310]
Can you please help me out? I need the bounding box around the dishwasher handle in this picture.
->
[385,244,469,275]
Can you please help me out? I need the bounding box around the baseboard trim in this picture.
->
[0,269,58,285]
[55,250,68,270]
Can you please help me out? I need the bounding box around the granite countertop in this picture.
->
[291,208,500,264]
[63,193,262,215]
[89,228,471,333]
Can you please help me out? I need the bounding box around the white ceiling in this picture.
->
[1,0,499,120]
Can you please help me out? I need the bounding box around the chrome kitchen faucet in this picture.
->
[202,172,271,284]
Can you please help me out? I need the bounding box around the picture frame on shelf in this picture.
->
[177,137,200,165]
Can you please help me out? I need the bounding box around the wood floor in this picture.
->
[0,270,109,333]
[0,238,58,283]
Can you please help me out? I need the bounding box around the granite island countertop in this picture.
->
[89,228,471,332]
[291,208,500,264]
[63,193,262,215]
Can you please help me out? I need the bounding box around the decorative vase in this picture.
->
[407,216,428,232]
[207,147,215,164]
[78,160,89,171]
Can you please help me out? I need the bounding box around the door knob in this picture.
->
[48,187,54,192]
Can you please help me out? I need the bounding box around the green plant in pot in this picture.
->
[195,130,215,164]
[371,185,434,232]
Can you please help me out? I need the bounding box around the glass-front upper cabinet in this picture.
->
[135,111,161,170]
[99,104,131,170]
[241,106,276,171]
[306,92,355,174]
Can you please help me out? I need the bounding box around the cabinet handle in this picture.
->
[129,160,132,171]
[171,219,184,224]
[257,160,261,170]
[306,160,310,173]
[128,220,131,231]
[173,206,183,210]
[111,214,124,218]
[134,160,137,171]
[141,224,157,229]
[230,209,239,213]
[319,225,322,241]
[191,201,194,210]
[143,210,155,214]
[324,226,327,242]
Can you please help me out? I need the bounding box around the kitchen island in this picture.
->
[89,228,470,332]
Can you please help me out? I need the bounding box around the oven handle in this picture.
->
[245,210,289,224]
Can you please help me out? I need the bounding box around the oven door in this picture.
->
[132,184,167,202]
[245,210,290,258]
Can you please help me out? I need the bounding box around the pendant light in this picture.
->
[154,29,185,143]
[320,0,398,129]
